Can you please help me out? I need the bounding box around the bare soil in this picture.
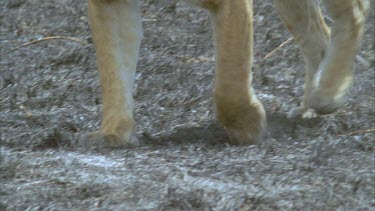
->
[1,0,374,210]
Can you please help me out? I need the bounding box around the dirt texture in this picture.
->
[1,0,374,210]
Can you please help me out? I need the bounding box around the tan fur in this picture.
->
[82,0,369,147]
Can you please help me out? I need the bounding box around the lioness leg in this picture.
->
[274,0,330,117]
[308,0,369,114]
[196,0,266,144]
[82,0,142,147]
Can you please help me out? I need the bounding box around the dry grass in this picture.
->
[1,0,374,210]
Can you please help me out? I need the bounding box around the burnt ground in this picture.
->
[0,0,374,210]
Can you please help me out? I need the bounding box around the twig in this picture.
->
[1,36,86,56]
[19,105,32,117]
[340,128,375,136]
[263,37,293,60]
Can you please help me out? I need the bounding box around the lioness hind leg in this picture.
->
[308,0,370,114]
[274,0,331,118]
[202,0,266,144]
[276,0,370,117]
[80,0,142,148]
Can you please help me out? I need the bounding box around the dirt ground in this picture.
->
[1,0,374,210]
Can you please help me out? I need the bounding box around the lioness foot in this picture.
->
[287,106,307,119]
[288,107,318,119]
[78,131,140,150]
[218,101,266,145]
[307,90,344,115]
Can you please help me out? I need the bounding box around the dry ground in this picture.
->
[1,0,374,210]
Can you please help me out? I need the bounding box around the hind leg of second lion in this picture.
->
[307,0,369,114]
[275,0,369,117]
[274,0,330,117]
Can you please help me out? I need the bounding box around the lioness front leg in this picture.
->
[200,0,266,144]
[81,0,142,147]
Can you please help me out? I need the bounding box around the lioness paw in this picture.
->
[78,131,140,150]
[225,125,265,145]
[288,107,318,119]
[217,100,266,145]
[307,91,344,115]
